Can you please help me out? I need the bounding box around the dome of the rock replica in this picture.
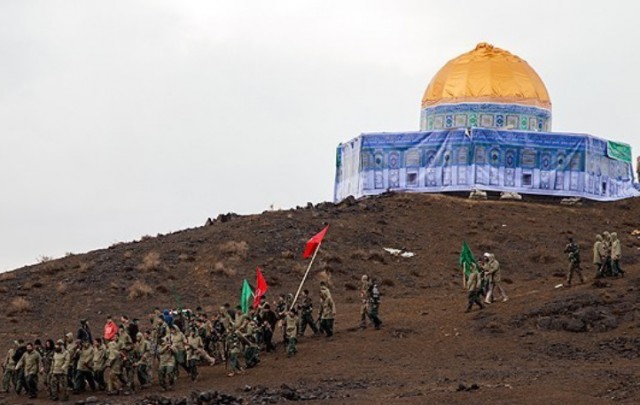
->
[334,42,637,203]
[420,43,552,132]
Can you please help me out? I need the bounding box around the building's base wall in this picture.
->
[334,129,638,202]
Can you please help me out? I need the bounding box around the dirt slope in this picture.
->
[1,192,640,404]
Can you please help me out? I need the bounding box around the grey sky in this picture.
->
[1,0,639,272]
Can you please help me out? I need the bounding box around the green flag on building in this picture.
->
[240,279,253,314]
[607,141,632,163]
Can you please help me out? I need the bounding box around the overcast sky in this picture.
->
[1,0,639,272]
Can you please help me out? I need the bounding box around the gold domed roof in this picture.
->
[422,43,551,110]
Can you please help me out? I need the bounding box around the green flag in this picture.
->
[458,241,477,277]
[607,141,632,163]
[240,279,253,314]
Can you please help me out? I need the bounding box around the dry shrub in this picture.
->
[78,261,92,273]
[178,253,195,262]
[56,282,68,295]
[280,250,295,259]
[9,297,31,315]
[37,255,54,263]
[128,280,153,299]
[140,235,153,241]
[138,251,161,272]
[109,282,120,292]
[528,246,554,264]
[41,263,64,275]
[31,281,44,289]
[123,250,134,259]
[212,261,237,277]
[0,272,17,281]
[0,286,8,294]
[219,241,248,258]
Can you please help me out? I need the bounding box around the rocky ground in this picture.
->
[1,192,640,404]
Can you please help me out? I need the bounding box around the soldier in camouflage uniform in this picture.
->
[593,234,605,278]
[170,326,189,377]
[41,339,54,389]
[318,288,336,337]
[49,340,70,401]
[611,232,625,277]
[241,321,260,369]
[16,343,41,399]
[285,309,299,357]
[64,334,78,390]
[298,289,318,336]
[134,332,152,388]
[157,337,176,391]
[186,328,203,381]
[465,262,485,312]
[366,279,382,329]
[73,340,96,393]
[225,332,243,377]
[359,275,372,329]
[602,231,613,276]
[564,237,584,286]
[106,341,125,395]
[1,340,18,393]
[482,253,508,303]
[92,338,108,391]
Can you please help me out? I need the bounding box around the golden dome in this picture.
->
[422,43,551,110]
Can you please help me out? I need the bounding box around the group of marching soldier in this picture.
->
[463,231,626,312]
[1,278,377,400]
[562,231,625,287]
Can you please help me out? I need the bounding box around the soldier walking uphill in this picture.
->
[465,262,485,313]
[611,232,625,277]
[564,237,585,286]
[15,343,42,399]
[318,288,336,337]
[366,279,382,329]
[298,289,318,336]
[482,253,508,304]
[593,234,605,278]
[49,340,70,401]
[359,275,371,329]
[1,340,19,394]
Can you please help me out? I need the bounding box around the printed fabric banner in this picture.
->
[334,128,639,202]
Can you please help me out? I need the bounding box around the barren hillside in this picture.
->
[1,192,640,404]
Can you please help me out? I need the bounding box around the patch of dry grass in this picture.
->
[8,297,31,315]
[56,282,68,295]
[219,241,248,258]
[211,261,237,277]
[128,280,153,299]
[138,251,161,272]
[0,272,17,281]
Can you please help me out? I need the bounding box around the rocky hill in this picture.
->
[1,192,640,404]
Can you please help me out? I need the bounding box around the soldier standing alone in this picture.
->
[564,237,585,286]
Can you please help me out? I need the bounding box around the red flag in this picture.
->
[303,225,329,259]
[253,267,268,309]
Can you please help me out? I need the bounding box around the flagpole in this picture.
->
[462,262,467,289]
[290,241,322,310]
